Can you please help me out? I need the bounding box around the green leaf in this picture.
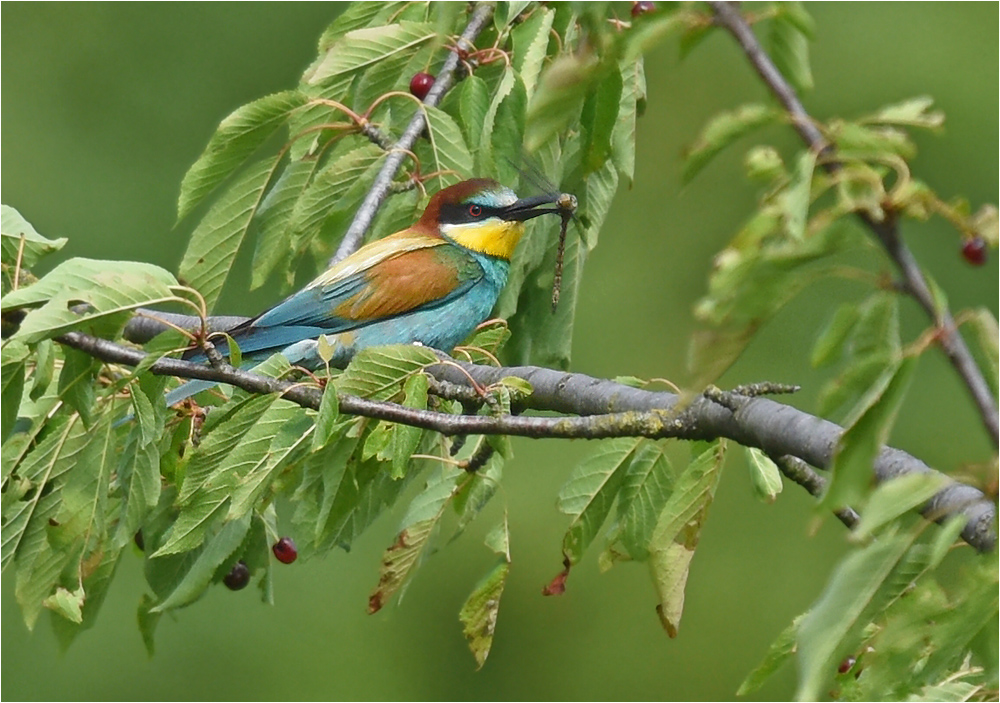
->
[579,64,623,174]
[745,447,783,504]
[368,467,463,613]
[42,586,84,624]
[795,532,913,701]
[456,74,490,155]
[852,472,949,542]
[683,104,779,183]
[151,514,252,612]
[611,60,646,185]
[647,441,725,637]
[811,303,861,368]
[1,340,28,440]
[178,156,280,313]
[459,558,509,669]
[649,539,693,638]
[287,143,384,255]
[863,96,945,130]
[306,22,436,87]
[251,157,323,290]
[312,387,341,451]
[557,438,639,564]
[2,258,179,344]
[137,594,161,657]
[1,205,67,270]
[769,2,814,94]
[453,455,503,537]
[616,441,673,560]
[524,54,597,152]
[421,105,473,188]
[57,348,98,428]
[822,357,917,512]
[177,91,305,222]
[649,441,725,549]
[392,372,428,479]
[335,344,440,401]
[737,618,801,696]
[779,150,816,240]
[315,3,409,52]
[967,307,999,397]
[510,6,555,98]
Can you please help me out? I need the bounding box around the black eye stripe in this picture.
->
[440,202,501,224]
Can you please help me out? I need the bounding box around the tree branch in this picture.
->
[63,324,996,552]
[709,0,999,446]
[329,2,495,265]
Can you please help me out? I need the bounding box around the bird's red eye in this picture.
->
[468,204,482,217]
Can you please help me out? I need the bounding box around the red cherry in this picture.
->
[223,561,250,590]
[837,655,856,674]
[962,237,987,266]
[631,1,656,17]
[272,537,298,564]
[409,72,435,100]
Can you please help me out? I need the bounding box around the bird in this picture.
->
[166,178,564,406]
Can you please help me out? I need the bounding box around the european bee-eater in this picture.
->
[169,179,563,404]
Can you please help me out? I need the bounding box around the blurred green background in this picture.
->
[2,3,996,700]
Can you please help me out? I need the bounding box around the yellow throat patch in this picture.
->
[442,219,526,260]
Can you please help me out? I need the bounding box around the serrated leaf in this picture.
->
[456,74,490,155]
[368,466,463,613]
[746,447,783,503]
[649,441,725,549]
[312,387,341,450]
[510,6,554,98]
[151,514,252,612]
[616,441,673,560]
[288,143,385,255]
[796,532,913,701]
[336,344,439,400]
[453,456,503,538]
[1,341,28,440]
[683,104,779,183]
[769,3,814,94]
[177,91,305,221]
[391,372,428,479]
[558,438,639,564]
[179,156,279,312]
[459,559,509,669]
[611,60,646,185]
[829,121,916,160]
[2,258,179,344]
[306,22,436,87]
[649,539,693,638]
[823,356,917,513]
[852,472,949,541]
[137,593,161,657]
[580,64,623,175]
[421,104,473,188]
[251,157,323,290]
[1,205,67,270]
[315,3,409,53]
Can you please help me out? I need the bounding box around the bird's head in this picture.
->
[416,178,561,260]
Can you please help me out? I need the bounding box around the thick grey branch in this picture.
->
[68,323,997,552]
[709,1,999,445]
[329,3,495,264]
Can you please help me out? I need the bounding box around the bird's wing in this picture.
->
[247,232,482,332]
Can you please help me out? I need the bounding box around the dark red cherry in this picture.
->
[962,237,987,266]
[409,72,435,100]
[631,1,656,17]
[272,537,298,564]
[223,561,250,590]
[837,656,856,674]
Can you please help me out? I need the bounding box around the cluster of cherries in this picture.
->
[221,537,298,590]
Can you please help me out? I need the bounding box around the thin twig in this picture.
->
[773,455,860,529]
[330,3,495,264]
[709,1,999,445]
[52,325,996,552]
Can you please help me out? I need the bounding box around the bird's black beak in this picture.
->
[502,193,562,222]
